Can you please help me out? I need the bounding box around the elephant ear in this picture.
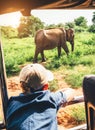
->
[66,29,74,42]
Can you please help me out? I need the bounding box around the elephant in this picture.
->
[33,28,74,63]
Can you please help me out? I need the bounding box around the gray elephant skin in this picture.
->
[33,28,74,63]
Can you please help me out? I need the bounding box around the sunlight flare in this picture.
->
[0,11,22,28]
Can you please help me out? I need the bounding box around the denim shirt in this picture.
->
[6,90,67,130]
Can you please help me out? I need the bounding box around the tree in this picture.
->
[1,26,18,38]
[88,24,95,33]
[57,23,64,28]
[45,24,57,29]
[65,22,75,28]
[74,16,87,28]
[18,17,30,38]
[18,16,44,38]
[92,12,95,25]
[45,23,64,29]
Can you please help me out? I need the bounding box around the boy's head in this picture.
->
[19,63,54,93]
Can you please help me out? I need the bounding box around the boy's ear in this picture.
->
[43,84,49,90]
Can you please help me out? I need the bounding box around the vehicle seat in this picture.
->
[83,75,95,130]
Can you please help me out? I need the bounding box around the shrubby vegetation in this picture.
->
[70,104,86,124]
[1,31,95,89]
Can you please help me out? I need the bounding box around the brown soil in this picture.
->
[0,73,84,129]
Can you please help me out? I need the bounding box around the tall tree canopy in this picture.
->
[74,16,87,28]
[18,15,44,38]
[92,12,95,25]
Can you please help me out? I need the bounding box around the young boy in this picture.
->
[6,63,75,130]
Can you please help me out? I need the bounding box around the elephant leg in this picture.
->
[41,51,46,62]
[33,48,39,63]
[58,46,61,57]
[62,43,69,55]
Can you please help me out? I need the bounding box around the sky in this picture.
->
[31,9,95,25]
[0,9,95,27]
[0,11,22,27]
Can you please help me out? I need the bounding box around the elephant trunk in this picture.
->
[71,41,74,52]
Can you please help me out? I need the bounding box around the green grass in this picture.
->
[2,37,35,75]
[48,80,59,91]
[70,104,86,125]
[1,32,95,87]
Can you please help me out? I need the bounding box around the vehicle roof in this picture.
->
[0,0,95,16]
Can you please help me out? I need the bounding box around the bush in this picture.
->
[70,104,86,124]
[65,72,84,89]
[1,26,18,38]
[3,37,34,75]
[83,36,95,46]
[88,24,95,33]
[5,57,20,76]
[75,26,87,32]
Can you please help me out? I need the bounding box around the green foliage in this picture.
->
[65,70,85,88]
[79,57,93,65]
[46,58,62,69]
[88,24,95,33]
[57,23,65,28]
[62,54,79,66]
[70,104,86,124]
[64,63,95,89]
[18,16,44,38]
[74,26,87,32]
[2,37,35,75]
[74,16,87,28]
[65,22,75,28]
[82,36,95,46]
[2,31,95,88]
[49,80,59,92]
[45,23,65,29]
[1,26,18,38]
[92,12,95,24]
